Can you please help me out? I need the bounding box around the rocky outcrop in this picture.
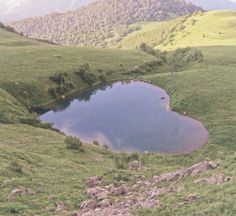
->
[72,161,225,215]
[87,186,109,200]
[153,161,219,184]
[80,199,97,211]
[111,184,129,196]
[194,173,232,185]
[86,176,103,187]
[128,160,142,171]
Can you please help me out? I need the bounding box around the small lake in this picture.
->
[39,81,208,154]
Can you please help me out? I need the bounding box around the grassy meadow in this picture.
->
[0,11,236,216]
[113,11,236,50]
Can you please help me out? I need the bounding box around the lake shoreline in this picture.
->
[39,80,209,155]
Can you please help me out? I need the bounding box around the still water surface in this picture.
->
[40,81,208,154]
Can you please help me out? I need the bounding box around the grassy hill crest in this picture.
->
[9,0,202,47]
[110,11,236,49]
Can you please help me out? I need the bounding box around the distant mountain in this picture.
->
[10,0,202,47]
[187,0,236,10]
[0,0,95,22]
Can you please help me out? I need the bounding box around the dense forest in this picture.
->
[10,0,202,47]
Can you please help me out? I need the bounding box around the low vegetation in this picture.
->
[139,43,203,70]
[65,136,84,152]
[0,26,156,107]
[114,152,140,169]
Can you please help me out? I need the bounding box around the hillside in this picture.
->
[112,11,236,49]
[187,0,236,10]
[0,24,158,108]
[0,0,95,22]
[9,0,202,47]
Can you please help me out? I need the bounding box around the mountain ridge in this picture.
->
[9,0,203,47]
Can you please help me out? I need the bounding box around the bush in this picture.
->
[114,152,140,169]
[81,72,97,85]
[75,64,98,85]
[99,74,107,82]
[65,136,84,152]
[74,63,90,75]
[93,141,100,146]
[10,161,23,174]
[166,47,203,69]
[49,73,67,85]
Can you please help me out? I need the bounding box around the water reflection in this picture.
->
[39,81,208,154]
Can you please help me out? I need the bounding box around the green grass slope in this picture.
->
[1,45,236,215]
[0,88,35,123]
[114,11,236,50]
[0,26,156,107]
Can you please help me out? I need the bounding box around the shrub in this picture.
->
[114,152,140,169]
[10,161,23,174]
[106,69,114,75]
[65,136,84,152]
[93,141,100,146]
[74,63,90,75]
[81,72,97,85]
[113,173,130,183]
[166,47,203,69]
[48,85,71,98]
[139,42,157,56]
[99,74,107,82]
[75,64,97,85]
[20,118,41,127]
[49,73,67,85]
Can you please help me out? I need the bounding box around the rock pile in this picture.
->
[73,161,228,216]
[194,173,231,185]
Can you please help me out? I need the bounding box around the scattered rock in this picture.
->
[76,161,221,214]
[140,199,163,209]
[54,201,66,212]
[128,160,142,171]
[195,173,231,185]
[177,185,186,192]
[80,199,97,211]
[148,186,173,199]
[86,176,103,187]
[98,199,113,208]
[118,196,137,208]
[153,161,219,184]
[177,194,199,208]
[78,207,133,216]
[111,184,129,196]
[87,186,109,200]
[7,187,33,202]
[185,194,199,203]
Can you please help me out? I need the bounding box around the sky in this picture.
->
[1,0,236,7]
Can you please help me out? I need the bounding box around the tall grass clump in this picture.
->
[65,136,84,152]
[114,152,140,169]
